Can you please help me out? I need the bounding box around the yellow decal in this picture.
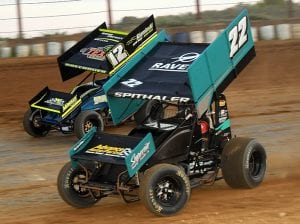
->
[62,96,78,112]
[86,144,132,157]
[61,98,82,119]
[219,100,226,107]
[99,29,128,36]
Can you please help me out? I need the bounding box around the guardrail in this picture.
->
[0,23,299,58]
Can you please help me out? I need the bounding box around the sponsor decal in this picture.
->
[125,133,155,177]
[218,108,228,123]
[44,97,65,107]
[148,52,200,72]
[219,99,226,107]
[245,144,253,169]
[80,47,106,61]
[93,95,107,105]
[121,78,143,88]
[94,38,120,43]
[228,16,248,58]
[114,92,190,103]
[130,142,150,169]
[62,96,78,112]
[145,122,177,131]
[126,22,154,47]
[149,189,163,212]
[106,43,129,67]
[95,31,124,42]
[86,144,132,158]
[73,140,84,152]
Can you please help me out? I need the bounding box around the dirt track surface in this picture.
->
[1,40,300,223]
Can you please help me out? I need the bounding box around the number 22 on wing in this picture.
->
[228,16,248,58]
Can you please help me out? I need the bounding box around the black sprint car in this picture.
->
[57,10,266,216]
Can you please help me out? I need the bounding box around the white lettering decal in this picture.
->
[121,78,143,88]
[148,52,200,72]
[113,92,190,103]
[229,16,248,58]
[130,142,150,169]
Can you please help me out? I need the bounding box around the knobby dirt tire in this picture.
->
[221,137,267,189]
[23,109,49,137]
[140,163,191,216]
[57,162,99,208]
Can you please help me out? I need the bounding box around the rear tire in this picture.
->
[23,109,49,137]
[221,137,267,189]
[140,163,191,216]
[57,162,99,208]
[134,100,164,125]
[74,110,104,139]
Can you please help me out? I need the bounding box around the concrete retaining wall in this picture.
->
[292,24,300,39]
[1,23,299,58]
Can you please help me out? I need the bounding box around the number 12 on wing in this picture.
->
[228,16,248,58]
[106,43,129,67]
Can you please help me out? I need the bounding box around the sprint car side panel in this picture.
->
[146,128,192,166]
[188,9,255,117]
[125,133,155,177]
[80,88,108,111]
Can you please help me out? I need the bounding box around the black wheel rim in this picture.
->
[249,150,263,178]
[154,176,182,207]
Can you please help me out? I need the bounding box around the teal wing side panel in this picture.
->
[188,9,254,117]
[103,31,169,124]
[125,133,156,177]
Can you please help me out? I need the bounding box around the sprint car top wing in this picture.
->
[107,42,209,102]
[103,10,256,124]
[57,16,157,81]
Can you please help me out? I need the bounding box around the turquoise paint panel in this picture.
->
[69,127,97,167]
[103,31,169,124]
[216,119,231,131]
[187,52,212,105]
[188,9,254,116]
[205,33,233,87]
[125,133,156,177]
[106,96,145,123]
[69,126,96,157]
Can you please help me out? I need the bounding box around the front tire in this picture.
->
[221,137,267,189]
[140,164,191,216]
[74,110,104,139]
[23,109,49,137]
[57,162,99,208]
